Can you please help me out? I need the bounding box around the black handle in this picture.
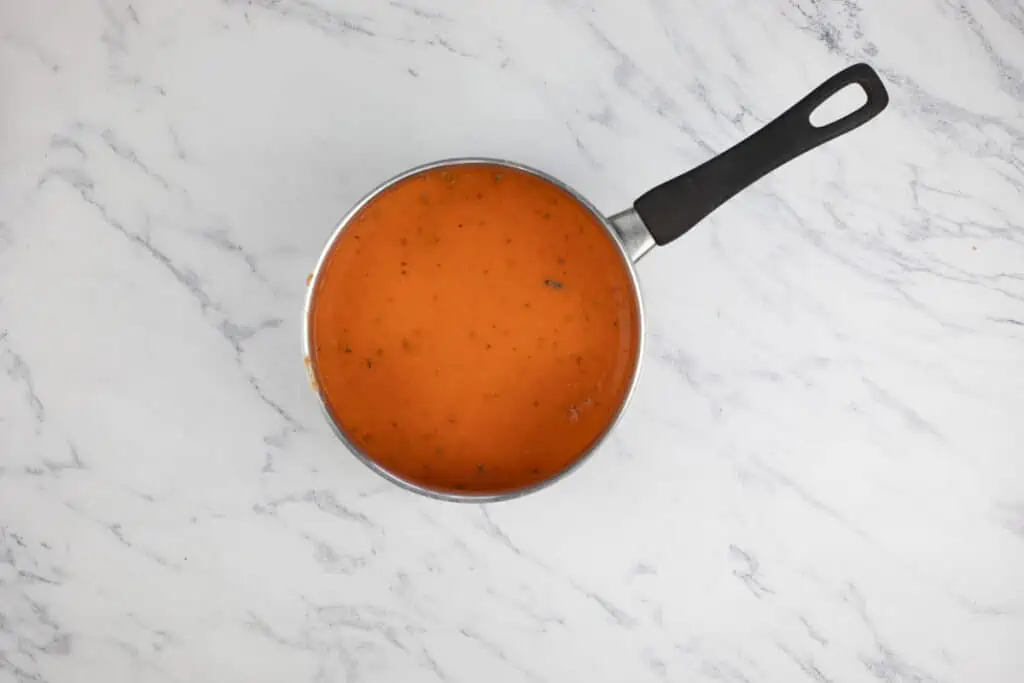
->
[633,63,889,246]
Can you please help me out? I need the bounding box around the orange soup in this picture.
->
[310,163,640,494]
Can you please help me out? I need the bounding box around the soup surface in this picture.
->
[310,163,640,494]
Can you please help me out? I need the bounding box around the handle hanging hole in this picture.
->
[809,83,868,128]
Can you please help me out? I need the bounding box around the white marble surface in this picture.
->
[2,0,1023,681]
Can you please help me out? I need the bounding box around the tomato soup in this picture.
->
[309,163,640,494]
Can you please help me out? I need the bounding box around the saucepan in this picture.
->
[304,63,888,501]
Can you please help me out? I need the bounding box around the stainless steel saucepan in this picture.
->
[304,63,889,501]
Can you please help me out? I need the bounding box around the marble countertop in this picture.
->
[2,0,1023,681]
